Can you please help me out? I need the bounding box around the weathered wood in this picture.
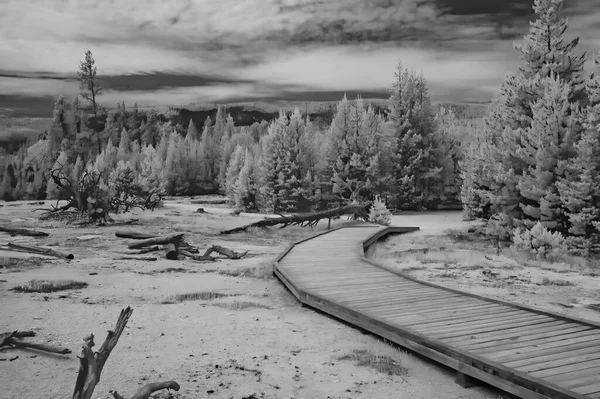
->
[127,234,184,249]
[73,307,133,399]
[113,256,158,261]
[6,242,74,259]
[210,245,248,259]
[71,307,180,399]
[179,250,216,262]
[112,381,180,399]
[0,330,70,354]
[164,243,178,260]
[220,204,370,234]
[0,226,49,237]
[273,224,597,399]
[115,231,156,240]
[136,246,161,254]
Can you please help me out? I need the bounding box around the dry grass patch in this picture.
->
[212,301,272,310]
[162,291,241,304]
[539,278,575,287]
[217,263,273,279]
[338,349,407,376]
[585,303,600,312]
[11,279,88,293]
[0,257,45,269]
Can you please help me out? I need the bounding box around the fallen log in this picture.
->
[127,234,184,250]
[164,243,178,260]
[137,246,161,254]
[72,307,180,399]
[210,245,248,259]
[115,231,156,240]
[0,226,49,237]
[6,242,74,260]
[179,250,216,262]
[0,330,71,354]
[220,203,370,234]
[113,256,158,261]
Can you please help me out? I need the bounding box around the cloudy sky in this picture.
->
[1,0,599,116]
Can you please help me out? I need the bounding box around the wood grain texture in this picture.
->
[273,223,599,399]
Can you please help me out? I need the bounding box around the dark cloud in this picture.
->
[98,73,255,92]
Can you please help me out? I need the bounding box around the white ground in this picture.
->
[0,201,520,399]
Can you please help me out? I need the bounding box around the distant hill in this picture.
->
[0,100,490,155]
[0,116,51,153]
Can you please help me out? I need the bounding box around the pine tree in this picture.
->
[141,111,160,147]
[217,114,238,190]
[328,97,381,203]
[516,73,580,231]
[117,128,132,162]
[225,145,245,206]
[259,110,307,212]
[200,116,220,183]
[556,78,600,254]
[93,138,118,173]
[235,149,256,210]
[77,50,102,117]
[388,62,441,209]
[186,119,200,141]
[514,0,586,101]
[462,0,588,228]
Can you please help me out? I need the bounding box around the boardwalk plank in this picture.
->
[273,224,597,399]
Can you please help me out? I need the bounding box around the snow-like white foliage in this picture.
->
[369,195,392,226]
[512,222,565,260]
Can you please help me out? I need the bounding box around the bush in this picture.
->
[512,222,566,260]
[369,196,392,226]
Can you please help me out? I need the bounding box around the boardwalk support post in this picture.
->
[455,372,478,389]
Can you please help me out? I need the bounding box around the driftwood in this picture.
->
[179,249,216,262]
[113,256,157,261]
[220,204,370,234]
[115,231,156,240]
[164,243,178,260]
[207,245,248,259]
[72,307,179,399]
[0,226,49,237]
[127,234,184,250]
[6,242,74,260]
[0,330,71,354]
[137,246,161,254]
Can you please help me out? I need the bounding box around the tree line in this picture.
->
[0,55,466,214]
[3,0,597,255]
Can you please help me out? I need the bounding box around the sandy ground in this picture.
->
[0,201,506,399]
[372,211,600,324]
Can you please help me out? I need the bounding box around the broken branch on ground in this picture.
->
[220,203,370,234]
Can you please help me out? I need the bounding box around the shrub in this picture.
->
[512,222,566,260]
[369,195,392,226]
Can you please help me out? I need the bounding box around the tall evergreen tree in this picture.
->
[388,61,440,209]
[186,119,200,141]
[462,0,588,227]
[259,110,307,212]
[77,50,102,117]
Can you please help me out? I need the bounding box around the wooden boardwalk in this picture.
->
[273,223,600,399]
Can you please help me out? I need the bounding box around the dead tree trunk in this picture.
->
[0,331,70,354]
[6,242,74,259]
[115,231,156,240]
[164,243,178,260]
[209,245,248,259]
[127,234,184,250]
[0,226,49,237]
[72,307,180,399]
[220,204,370,234]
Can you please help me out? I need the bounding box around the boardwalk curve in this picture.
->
[273,223,600,399]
